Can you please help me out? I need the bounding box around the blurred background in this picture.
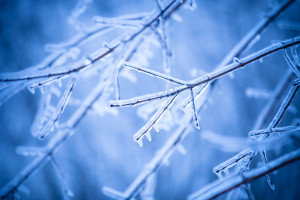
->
[0,0,300,199]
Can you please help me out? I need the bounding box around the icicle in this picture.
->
[216,172,223,180]
[51,156,74,200]
[259,57,264,63]
[140,174,156,200]
[247,34,261,50]
[224,168,229,176]
[267,176,276,190]
[228,72,235,79]
[163,157,170,166]
[27,86,36,94]
[18,185,30,196]
[50,85,61,97]
[145,132,152,142]
[83,56,93,66]
[177,144,187,155]
[190,88,200,129]
[57,79,62,88]
[39,86,45,94]
[103,41,111,49]
[185,0,197,11]
[233,57,241,63]
[287,104,297,114]
[271,40,282,46]
[291,46,300,66]
[102,187,126,199]
[245,87,273,99]
[136,139,143,147]
[153,123,160,133]
[171,13,183,22]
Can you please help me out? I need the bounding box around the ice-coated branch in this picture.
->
[188,149,300,200]
[213,150,254,179]
[103,125,191,200]
[278,20,300,31]
[267,78,300,131]
[249,125,300,137]
[0,80,106,199]
[284,49,300,77]
[123,62,187,85]
[133,94,178,147]
[0,1,189,197]
[32,79,76,139]
[110,36,300,108]
[253,70,295,130]
[189,88,200,129]
[208,69,296,191]
[0,0,186,84]
[189,0,295,108]
[216,0,296,66]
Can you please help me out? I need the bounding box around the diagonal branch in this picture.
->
[0,0,186,83]
[188,149,300,200]
[249,125,300,137]
[103,124,191,200]
[133,94,178,147]
[110,36,300,107]
[123,62,187,85]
